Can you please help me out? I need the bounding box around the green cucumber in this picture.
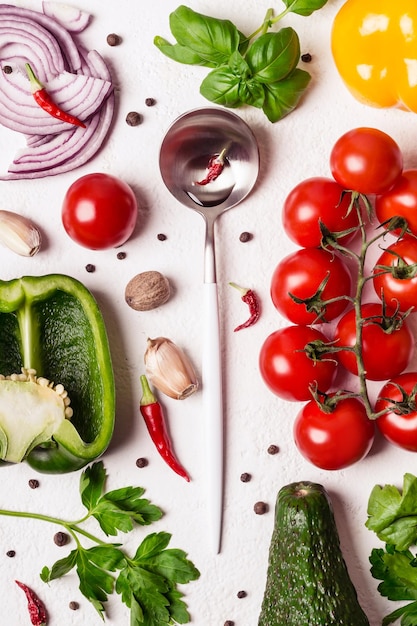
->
[258,481,369,626]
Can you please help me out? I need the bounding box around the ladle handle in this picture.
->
[203,281,223,554]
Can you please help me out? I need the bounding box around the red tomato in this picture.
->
[373,239,417,312]
[330,128,403,195]
[270,248,351,325]
[375,170,417,237]
[334,302,413,381]
[62,173,138,250]
[294,395,375,470]
[259,325,337,402]
[375,372,417,451]
[282,177,360,247]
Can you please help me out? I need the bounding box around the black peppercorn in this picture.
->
[267,444,279,455]
[126,111,143,126]
[69,601,79,610]
[237,590,247,598]
[54,531,69,546]
[85,264,95,273]
[224,621,235,626]
[240,472,251,483]
[254,501,268,515]
[3,65,12,74]
[117,251,127,260]
[301,53,312,62]
[136,457,148,468]
[6,550,16,557]
[157,233,167,241]
[28,478,40,489]
[145,97,156,107]
[106,33,122,46]
[239,231,253,242]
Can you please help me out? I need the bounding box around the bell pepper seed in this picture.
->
[107,33,122,46]
[126,111,143,126]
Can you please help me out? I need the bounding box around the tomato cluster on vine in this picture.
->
[259,127,417,470]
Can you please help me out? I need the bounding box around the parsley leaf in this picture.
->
[366,473,417,550]
[0,462,200,624]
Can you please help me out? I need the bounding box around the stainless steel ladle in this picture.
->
[159,107,259,553]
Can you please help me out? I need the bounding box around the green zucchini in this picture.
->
[258,481,369,626]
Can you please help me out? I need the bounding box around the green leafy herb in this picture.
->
[154,2,328,122]
[367,474,417,625]
[0,461,200,624]
[366,473,417,551]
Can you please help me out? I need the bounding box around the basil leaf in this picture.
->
[153,36,217,67]
[246,29,300,83]
[238,80,265,108]
[200,66,243,107]
[169,5,241,66]
[283,0,329,17]
[262,68,311,122]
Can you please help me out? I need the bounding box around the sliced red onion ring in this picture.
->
[42,2,91,33]
[0,3,115,179]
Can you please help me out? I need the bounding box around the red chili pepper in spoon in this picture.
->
[15,581,47,626]
[139,375,190,481]
[25,63,86,128]
[229,282,261,331]
[194,148,227,185]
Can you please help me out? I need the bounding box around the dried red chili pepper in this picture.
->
[229,282,261,331]
[139,375,190,481]
[25,63,86,129]
[195,148,226,185]
[15,580,47,626]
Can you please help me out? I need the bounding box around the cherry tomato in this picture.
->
[62,173,138,250]
[259,325,337,402]
[270,248,352,325]
[282,177,360,247]
[294,395,375,470]
[373,239,417,312]
[330,128,403,195]
[375,372,417,451]
[375,170,417,237]
[334,302,413,381]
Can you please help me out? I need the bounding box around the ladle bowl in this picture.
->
[159,107,259,553]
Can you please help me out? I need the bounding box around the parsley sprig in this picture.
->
[0,461,200,624]
[154,1,329,123]
[367,474,417,625]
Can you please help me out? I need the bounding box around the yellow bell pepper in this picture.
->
[331,0,417,112]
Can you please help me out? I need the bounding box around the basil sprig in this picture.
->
[154,2,328,122]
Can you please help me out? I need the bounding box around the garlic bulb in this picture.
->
[144,337,198,400]
[0,210,41,256]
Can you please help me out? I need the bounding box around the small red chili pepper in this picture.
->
[25,63,86,128]
[194,148,227,186]
[15,580,47,626]
[229,282,261,331]
[139,375,190,482]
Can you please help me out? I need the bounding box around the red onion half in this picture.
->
[0,4,115,179]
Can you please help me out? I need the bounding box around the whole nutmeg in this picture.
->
[125,271,170,311]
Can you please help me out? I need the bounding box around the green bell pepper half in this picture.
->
[0,274,115,473]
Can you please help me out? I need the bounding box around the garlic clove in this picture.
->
[0,209,41,256]
[144,336,198,400]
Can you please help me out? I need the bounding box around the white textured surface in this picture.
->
[0,0,415,624]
